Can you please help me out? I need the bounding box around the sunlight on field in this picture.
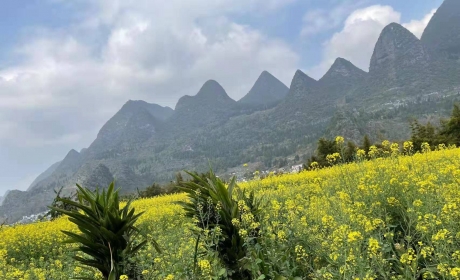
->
[1,147,460,279]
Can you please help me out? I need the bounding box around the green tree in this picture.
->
[344,141,357,162]
[410,121,438,150]
[138,183,163,198]
[440,103,460,145]
[306,138,338,168]
[362,135,372,155]
[317,138,337,159]
[46,186,77,220]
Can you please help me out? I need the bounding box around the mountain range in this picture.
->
[1,0,460,223]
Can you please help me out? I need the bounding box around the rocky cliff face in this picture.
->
[82,164,115,191]
[170,80,238,130]
[318,58,368,103]
[87,101,171,155]
[421,0,460,61]
[320,58,367,83]
[369,23,431,87]
[286,70,317,99]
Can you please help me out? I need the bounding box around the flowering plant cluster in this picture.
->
[1,141,460,279]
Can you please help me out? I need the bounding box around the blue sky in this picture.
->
[0,0,442,70]
[0,0,444,195]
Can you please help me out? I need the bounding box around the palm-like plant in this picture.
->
[177,170,262,279]
[49,182,153,280]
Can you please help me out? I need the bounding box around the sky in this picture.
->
[0,0,444,195]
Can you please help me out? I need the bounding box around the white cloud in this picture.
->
[403,9,436,39]
[0,0,299,192]
[301,0,368,36]
[308,5,436,79]
[308,5,401,78]
[0,0,299,152]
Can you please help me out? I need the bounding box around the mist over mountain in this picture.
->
[1,0,460,223]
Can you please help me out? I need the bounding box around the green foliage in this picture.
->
[411,103,460,150]
[307,137,357,168]
[49,182,154,280]
[137,173,182,199]
[440,103,460,145]
[410,121,440,150]
[137,183,164,198]
[362,135,371,155]
[46,187,77,221]
[307,104,460,169]
[177,170,262,279]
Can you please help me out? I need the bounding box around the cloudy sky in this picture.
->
[0,0,442,195]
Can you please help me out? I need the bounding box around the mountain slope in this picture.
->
[369,23,431,87]
[238,71,289,108]
[87,101,170,156]
[286,70,317,99]
[0,191,9,206]
[168,80,238,130]
[27,161,61,191]
[2,0,460,224]
[319,58,367,87]
[271,70,319,121]
[421,0,460,61]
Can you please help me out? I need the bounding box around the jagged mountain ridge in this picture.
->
[421,0,460,61]
[238,71,289,108]
[369,23,431,88]
[87,101,172,155]
[2,0,460,223]
[168,80,239,131]
[27,161,61,191]
[320,58,367,84]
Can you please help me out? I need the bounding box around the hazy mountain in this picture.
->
[319,58,367,87]
[53,149,82,178]
[285,70,317,99]
[238,71,289,108]
[2,0,460,223]
[82,164,114,191]
[0,190,9,206]
[87,101,171,155]
[421,0,460,61]
[27,161,61,191]
[168,80,238,131]
[271,70,319,122]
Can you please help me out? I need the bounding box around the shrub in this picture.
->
[46,186,77,221]
[177,170,262,279]
[137,173,182,199]
[49,182,155,280]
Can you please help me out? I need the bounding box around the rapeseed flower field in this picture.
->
[1,145,460,279]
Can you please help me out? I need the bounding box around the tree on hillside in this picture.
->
[410,121,439,150]
[344,141,357,162]
[362,135,371,155]
[138,172,183,198]
[411,103,460,150]
[440,103,460,145]
[306,137,356,168]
